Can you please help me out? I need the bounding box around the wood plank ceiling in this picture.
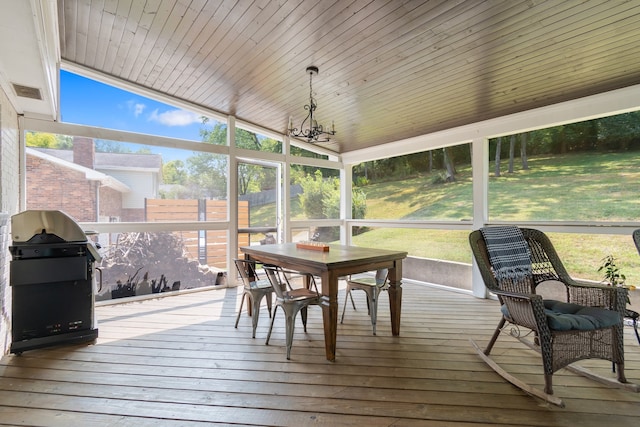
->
[57,0,640,154]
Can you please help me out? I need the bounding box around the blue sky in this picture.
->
[60,70,217,143]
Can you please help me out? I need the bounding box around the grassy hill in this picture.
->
[353,151,640,285]
[251,151,640,286]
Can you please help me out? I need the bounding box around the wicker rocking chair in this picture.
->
[469,226,638,407]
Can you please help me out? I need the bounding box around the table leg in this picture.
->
[388,260,403,336]
[320,270,338,361]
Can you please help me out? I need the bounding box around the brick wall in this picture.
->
[26,155,98,222]
[120,208,145,222]
[99,186,123,220]
[73,136,95,169]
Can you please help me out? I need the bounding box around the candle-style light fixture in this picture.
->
[288,66,336,143]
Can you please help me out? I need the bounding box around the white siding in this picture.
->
[99,169,157,209]
[0,84,21,355]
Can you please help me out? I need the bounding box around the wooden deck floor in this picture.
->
[0,282,639,426]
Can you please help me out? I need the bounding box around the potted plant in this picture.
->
[598,255,627,289]
[598,254,638,310]
[598,255,640,343]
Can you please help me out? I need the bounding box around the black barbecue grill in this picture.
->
[9,210,101,353]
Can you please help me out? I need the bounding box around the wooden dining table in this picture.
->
[240,243,408,361]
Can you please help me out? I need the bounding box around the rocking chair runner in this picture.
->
[469,226,638,407]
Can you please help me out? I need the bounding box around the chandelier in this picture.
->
[288,66,336,143]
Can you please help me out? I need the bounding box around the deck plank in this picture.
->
[0,282,638,426]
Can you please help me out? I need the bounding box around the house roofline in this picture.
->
[26,147,131,193]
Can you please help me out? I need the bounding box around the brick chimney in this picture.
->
[73,136,95,169]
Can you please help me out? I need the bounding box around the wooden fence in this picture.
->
[145,199,249,268]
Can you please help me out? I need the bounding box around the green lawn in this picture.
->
[488,152,640,222]
[249,151,640,286]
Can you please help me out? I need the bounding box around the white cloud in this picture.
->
[125,100,146,117]
[133,103,145,117]
[148,109,201,126]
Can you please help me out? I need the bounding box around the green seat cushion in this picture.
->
[543,300,620,331]
[500,299,620,331]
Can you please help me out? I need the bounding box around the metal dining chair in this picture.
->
[263,264,321,359]
[340,268,389,335]
[233,259,275,338]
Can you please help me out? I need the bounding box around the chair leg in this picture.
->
[340,288,351,324]
[543,373,553,395]
[365,294,371,315]
[234,292,247,329]
[485,317,506,355]
[341,286,383,335]
[250,292,268,338]
[301,306,308,332]
[285,311,297,360]
[265,305,278,345]
[265,304,301,360]
[365,288,379,335]
[616,362,628,383]
[265,292,273,318]
[341,286,359,322]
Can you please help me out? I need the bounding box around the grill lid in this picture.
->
[11,210,88,243]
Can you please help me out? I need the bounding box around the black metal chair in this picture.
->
[626,309,640,345]
[469,226,638,406]
[628,229,640,344]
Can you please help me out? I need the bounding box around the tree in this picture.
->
[597,111,640,150]
[25,132,72,149]
[508,134,515,173]
[186,153,227,199]
[56,134,73,148]
[494,137,502,177]
[556,126,567,154]
[236,128,261,150]
[199,119,227,145]
[238,163,268,195]
[95,139,133,153]
[163,160,187,185]
[26,132,56,147]
[521,132,529,170]
[298,170,367,241]
[298,170,333,219]
[200,122,283,194]
[442,147,456,182]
